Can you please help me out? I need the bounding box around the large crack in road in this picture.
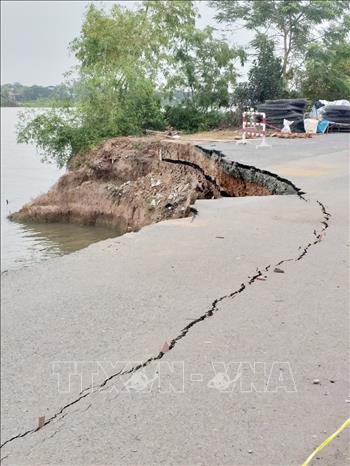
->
[0,149,331,458]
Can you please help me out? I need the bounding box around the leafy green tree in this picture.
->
[17,1,245,162]
[300,16,350,100]
[210,0,349,84]
[18,0,243,162]
[17,2,196,166]
[71,1,196,81]
[232,82,251,111]
[17,108,90,167]
[164,26,245,131]
[232,35,283,110]
[247,34,284,105]
[167,26,245,109]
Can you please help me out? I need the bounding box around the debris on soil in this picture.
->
[181,127,310,142]
[270,132,313,139]
[273,267,285,273]
[313,379,321,384]
[145,127,180,138]
[180,129,243,141]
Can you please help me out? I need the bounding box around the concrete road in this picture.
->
[1,134,349,465]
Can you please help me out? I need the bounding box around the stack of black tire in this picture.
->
[257,99,308,131]
[322,105,350,131]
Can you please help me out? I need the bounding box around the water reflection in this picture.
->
[20,221,119,254]
[1,108,119,271]
[2,219,119,271]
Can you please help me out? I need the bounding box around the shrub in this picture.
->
[165,105,226,133]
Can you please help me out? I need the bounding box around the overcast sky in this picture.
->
[1,1,253,86]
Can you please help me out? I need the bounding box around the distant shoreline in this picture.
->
[1,104,54,108]
[1,82,72,108]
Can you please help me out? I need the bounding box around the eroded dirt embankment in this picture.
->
[10,137,298,232]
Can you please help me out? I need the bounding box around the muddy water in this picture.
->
[1,108,120,271]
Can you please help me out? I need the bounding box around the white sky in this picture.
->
[1,1,253,86]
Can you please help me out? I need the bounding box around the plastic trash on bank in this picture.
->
[281,119,294,133]
[317,120,330,134]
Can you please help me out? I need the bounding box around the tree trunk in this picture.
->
[282,31,288,83]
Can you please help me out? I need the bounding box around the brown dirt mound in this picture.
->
[11,136,274,233]
[10,137,225,233]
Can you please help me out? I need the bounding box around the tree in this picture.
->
[17,1,246,163]
[1,86,17,107]
[300,16,350,100]
[247,34,284,105]
[232,35,283,110]
[17,2,197,166]
[166,26,245,108]
[70,1,196,81]
[164,26,245,131]
[210,0,349,85]
[232,82,251,111]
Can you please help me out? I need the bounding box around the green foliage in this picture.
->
[16,108,93,168]
[70,1,196,79]
[165,26,245,110]
[17,2,186,165]
[210,0,349,85]
[17,74,166,167]
[77,73,165,135]
[300,44,350,101]
[233,35,283,109]
[249,35,284,105]
[300,17,350,100]
[165,104,225,132]
[16,0,349,167]
[17,1,243,166]
[232,82,252,111]
[164,24,245,131]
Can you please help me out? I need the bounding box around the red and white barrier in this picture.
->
[237,109,270,148]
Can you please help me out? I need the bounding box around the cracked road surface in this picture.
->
[1,134,349,465]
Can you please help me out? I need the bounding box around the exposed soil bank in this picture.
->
[10,137,299,233]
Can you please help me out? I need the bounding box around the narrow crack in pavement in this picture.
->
[0,160,331,455]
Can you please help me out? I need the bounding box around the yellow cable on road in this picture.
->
[301,417,350,466]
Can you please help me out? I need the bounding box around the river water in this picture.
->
[1,108,118,271]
